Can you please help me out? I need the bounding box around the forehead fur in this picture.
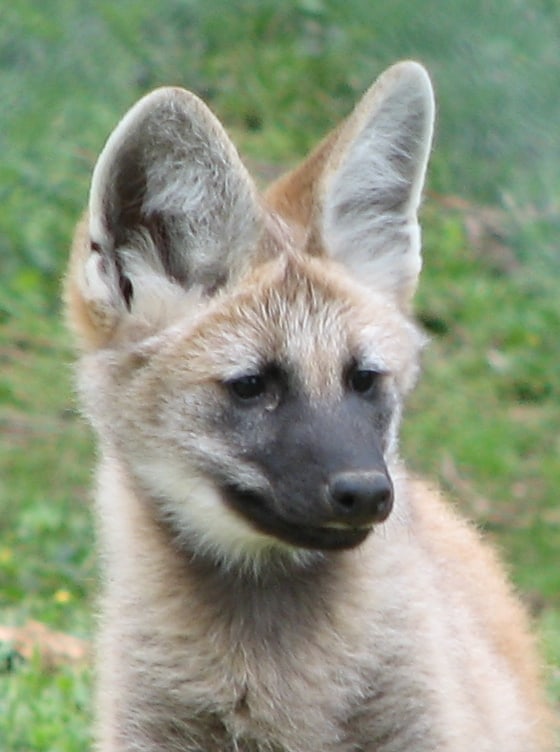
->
[164,251,423,399]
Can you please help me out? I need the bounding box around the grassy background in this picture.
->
[1,1,559,748]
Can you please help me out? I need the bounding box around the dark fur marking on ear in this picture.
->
[145,211,190,286]
[113,251,134,311]
[90,234,134,310]
[119,274,134,310]
[101,143,148,254]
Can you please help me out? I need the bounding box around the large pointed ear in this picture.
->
[67,87,263,348]
[267,61,435,308]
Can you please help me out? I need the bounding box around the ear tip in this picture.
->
[371,60,435,140]
[94,84,197,152]
[139,86,197,107]
[381,60,435,102]
[110,86,197,130]
[388,59,432,81]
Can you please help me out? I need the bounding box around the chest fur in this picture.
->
[107,588,372,752]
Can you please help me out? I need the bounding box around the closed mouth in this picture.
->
[221,484,372,551]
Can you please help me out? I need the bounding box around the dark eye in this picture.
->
[347,367,382,396]
[228,374,267,402]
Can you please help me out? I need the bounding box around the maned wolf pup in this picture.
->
[65,62,553,751]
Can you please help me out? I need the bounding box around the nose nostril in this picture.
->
[328,471,394,525]
[337,491,357,509]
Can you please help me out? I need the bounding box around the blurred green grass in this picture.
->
[1,1,559,748]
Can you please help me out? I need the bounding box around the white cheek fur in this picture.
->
[131,457,316,574]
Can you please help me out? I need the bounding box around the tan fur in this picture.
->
[65,214,113,349]
[66,61,554,751]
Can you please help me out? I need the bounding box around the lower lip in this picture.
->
[289,524,372,550]
[222,485,373,551]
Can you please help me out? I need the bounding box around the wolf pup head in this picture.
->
[67,62,435,571]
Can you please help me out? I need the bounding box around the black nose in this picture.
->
[327,471,394,526]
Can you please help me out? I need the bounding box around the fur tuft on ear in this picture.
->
[321,62,435,306]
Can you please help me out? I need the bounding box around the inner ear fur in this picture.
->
[88,87,264,294]
[266,61,435,307]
